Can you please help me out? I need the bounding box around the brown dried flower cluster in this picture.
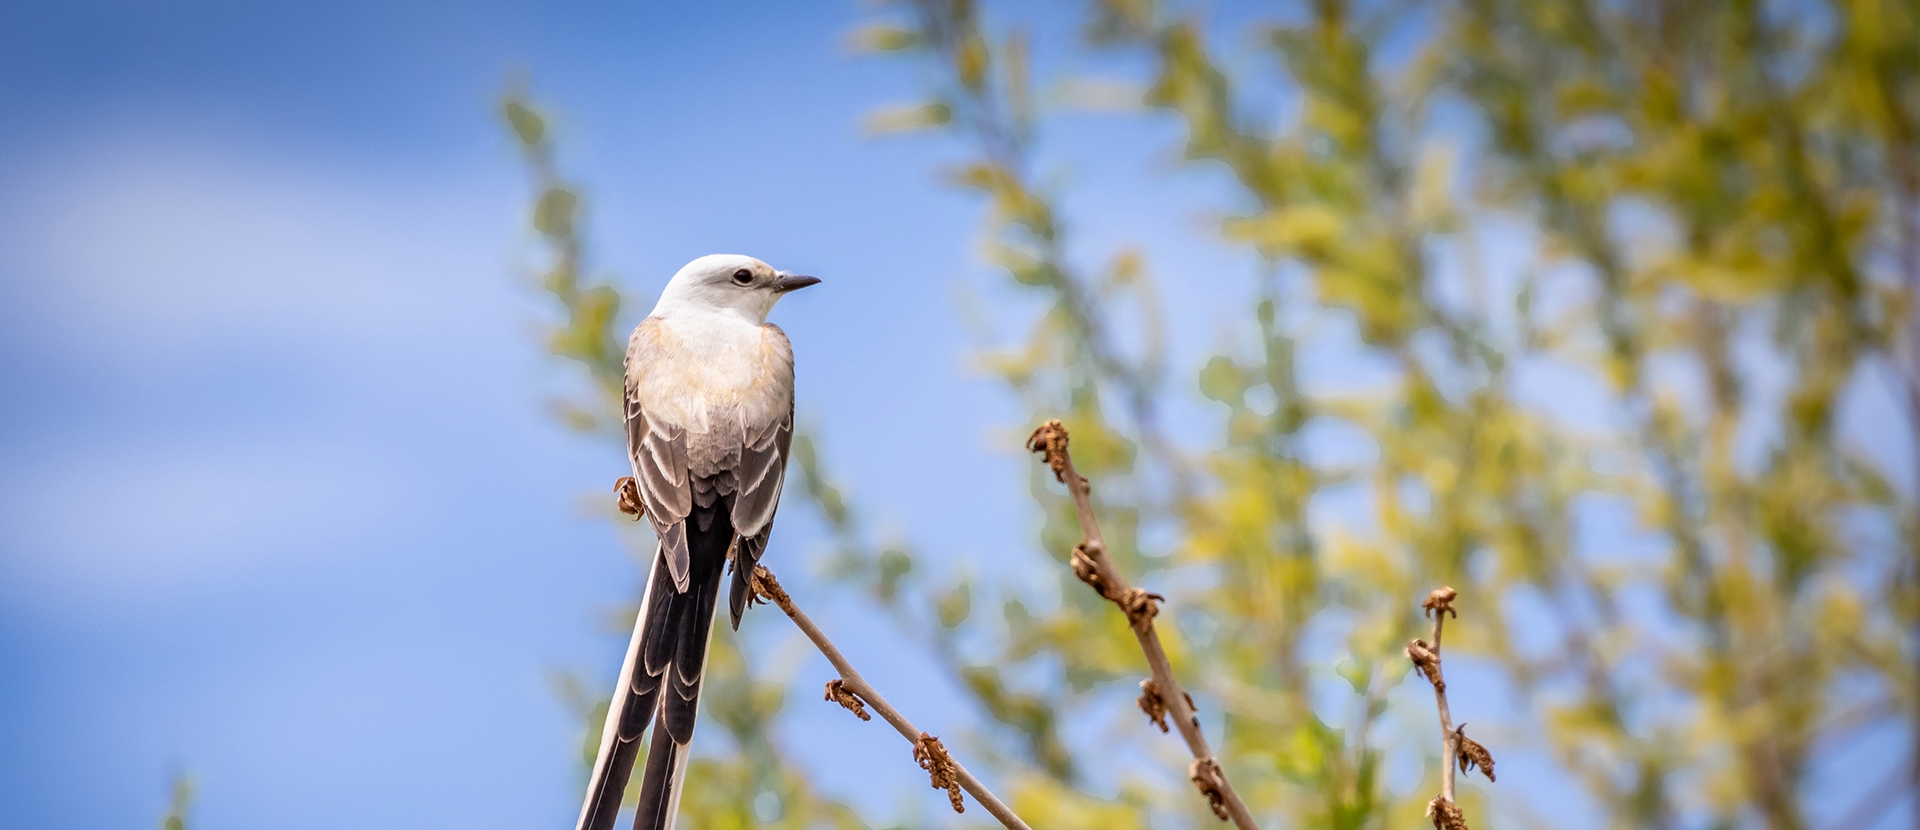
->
[1455,725,1495,782]
[1138,678,1170,732]
[1426,796,1468,830]
[1136,678,1196,733]
[1189,758,1231,821]
[913,732,965,814]
[825,679,870,721]
[1117,586,1165,634]
[1068,543,1108,594]
[1423,586,1457,619]
[1405,638,1443,690]
[1024,419,1077,485]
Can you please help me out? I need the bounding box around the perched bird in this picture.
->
[575,254,819,830]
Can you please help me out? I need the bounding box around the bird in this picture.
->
[575,254,819,830]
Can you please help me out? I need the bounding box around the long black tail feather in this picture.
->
[631,711,683,830]
[577,502,731,830]
[727,534,767,630]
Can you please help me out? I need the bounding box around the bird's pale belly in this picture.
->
[632,315,793,437]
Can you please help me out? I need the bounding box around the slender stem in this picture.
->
[1412,587,1478,829]
[1028,422,1259,830]
[1430,607,1457,803]
[750,567,1033,830]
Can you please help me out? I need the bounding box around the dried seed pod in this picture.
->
[824,679,870,721]
[1406,638,1443,690]
[1189,758,1230,821]
[1069,543,1107,595]
[1024,420,1073,484]
[913,733,964,813]
[1455,725,1495,782]
[1138,679,1169,733]
[1119,587,1165,635]
[1426,796,1468,830]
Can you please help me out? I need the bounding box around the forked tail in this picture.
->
[576,509,729,830]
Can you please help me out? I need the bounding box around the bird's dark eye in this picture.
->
[731,268,753,286]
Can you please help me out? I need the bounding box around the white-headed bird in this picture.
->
[575,254,819,830]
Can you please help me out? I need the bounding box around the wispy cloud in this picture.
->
[0,125,526,607]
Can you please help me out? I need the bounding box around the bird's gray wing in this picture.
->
[729,403,792,541]
[728,322,796,545]
[626,326,694,591]
[726,400,793,629]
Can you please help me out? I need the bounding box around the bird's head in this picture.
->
[653,253,820,324]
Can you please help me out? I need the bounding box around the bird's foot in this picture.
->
[615,476,644,521]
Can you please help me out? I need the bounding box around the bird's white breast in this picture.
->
[629,312,794,441]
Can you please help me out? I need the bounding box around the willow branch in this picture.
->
[1410,587,1492,829]
[1024,420,1257,829]
[746,565,1033,830]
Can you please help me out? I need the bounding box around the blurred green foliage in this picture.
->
[158,774,192,830]
[505,0,1919,827]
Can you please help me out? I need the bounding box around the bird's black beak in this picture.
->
[772,273,821,293]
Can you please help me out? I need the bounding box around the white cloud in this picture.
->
[0,125,531,606]
[0,127,513,370]
[0,435,408,599]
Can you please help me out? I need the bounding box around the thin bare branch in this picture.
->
[1025,419,1259,830]
[1412,586,1490,829]
[748,565,1033,830]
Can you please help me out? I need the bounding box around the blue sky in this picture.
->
[0,1,1909,829]
[0,1,1264,827]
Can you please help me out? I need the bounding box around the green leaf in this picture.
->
[1198,355,1248,406]
[1335,658,1371,696]
[533,187,577,238]
[846,24,918,52]
[501,99,546,147]
[876,547,913,600]
[936,580,972,628]
[861,102,952,135]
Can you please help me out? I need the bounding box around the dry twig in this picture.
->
[1025,420,1259,830]
[1409,586,1493,829]
[747,565,1032,830]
